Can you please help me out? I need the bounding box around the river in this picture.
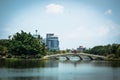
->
[0,59,120,80]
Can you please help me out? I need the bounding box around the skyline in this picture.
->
[0,0,120,49]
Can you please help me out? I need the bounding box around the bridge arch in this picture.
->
[87,56,93,60]
[42,53,106,61]
[73,55,83,60]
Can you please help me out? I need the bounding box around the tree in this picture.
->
[10,30,47,57]
[0,45,8,56]
[0,39,11,56]
[89,44,120,58]
[117,46,120,57]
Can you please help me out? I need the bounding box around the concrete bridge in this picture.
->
[42,53,107,60]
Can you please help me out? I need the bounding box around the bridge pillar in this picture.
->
[87,56,93,60]
[65,56,70,60]
[60,55,70,60]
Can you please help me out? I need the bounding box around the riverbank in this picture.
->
[105,58,120,61]
[0,55,42,61]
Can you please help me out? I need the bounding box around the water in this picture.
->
[0,59,120,80]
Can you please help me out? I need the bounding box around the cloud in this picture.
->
[66,26,108,40]
[64,21,120,42]
[96,26,109,36]
[105,9,112,15]
[104,21,120,35]
[46,4,64,14]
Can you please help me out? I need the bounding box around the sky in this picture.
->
[0,0,120,50]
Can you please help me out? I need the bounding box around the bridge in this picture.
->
[42,53,107,61]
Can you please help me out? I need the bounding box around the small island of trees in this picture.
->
[0,31,47,59]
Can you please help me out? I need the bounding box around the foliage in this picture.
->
[0,45,8,56]
[0,39,10,56]
[0,30,47,58]
[89,44,120,58]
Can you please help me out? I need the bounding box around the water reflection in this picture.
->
[91,61,120,67]
[0,59,120,80]
[0,59,58,68]
[1,76,58,80]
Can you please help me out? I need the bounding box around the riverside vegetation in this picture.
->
[0,31,120,60]
[0,31,47,59]
[89,44,120,60]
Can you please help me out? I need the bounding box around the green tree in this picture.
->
[0,39,11,56]
[117,45,120,57]
[0,45,8,56]
[89,43,120,58]
[10,30,47,57]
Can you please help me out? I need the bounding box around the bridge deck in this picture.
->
[42,53,106,60]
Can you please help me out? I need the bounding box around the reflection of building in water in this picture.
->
[77,46,86,52]
[46,33,59,51]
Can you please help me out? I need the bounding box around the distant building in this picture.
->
[77,46,86,52]
[46,33,59,51]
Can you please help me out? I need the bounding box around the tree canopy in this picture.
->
[0,31,47,58]
[89,44,120,58]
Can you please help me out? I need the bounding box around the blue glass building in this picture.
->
[46,34,59,51]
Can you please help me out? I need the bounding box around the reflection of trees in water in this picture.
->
[2,76,58,80]
[0,59,58,68]
[14,77,40,80]
[0,78,2,80]
[59,60,120,68]
[92,61,120,67]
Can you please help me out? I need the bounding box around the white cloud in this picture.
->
[63,21,120,43]
[104,21,120,35]
[46,4,64,14]
[105,9,112,15]
[65,26,108,41]
[96,26,109,36]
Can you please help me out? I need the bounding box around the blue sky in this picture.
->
[0,0,120,49]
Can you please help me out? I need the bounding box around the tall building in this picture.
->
[46,33,59,51]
